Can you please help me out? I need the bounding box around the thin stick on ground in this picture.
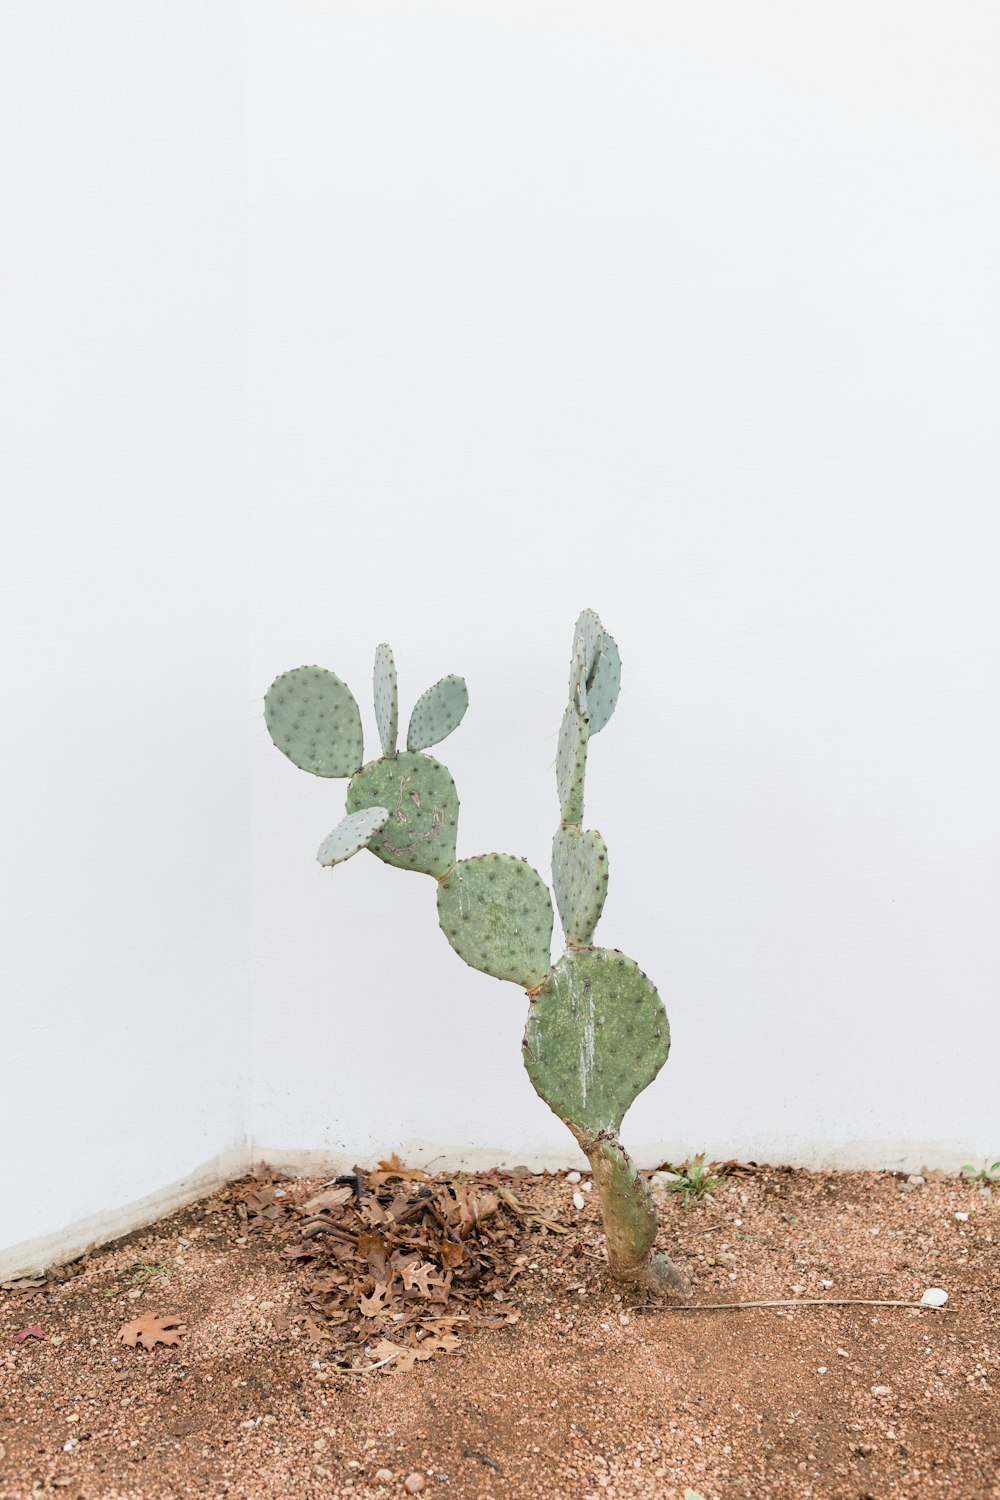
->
[648,1297,952,1312]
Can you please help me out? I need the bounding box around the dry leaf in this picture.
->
[118,1315,185,1350]
[302,1186,353,1214]
[399,1260,438,1296]
[437,1237,467,1271]
[367,1333,459,1373]
[496,1185,566,1233]
[370,1154,429,1187]
[358,1231,391,1283]
[358,1282,390,1318]
[449,1183,499,1237]
[13,1325,45,1343]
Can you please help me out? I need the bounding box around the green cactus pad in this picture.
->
[552,826,609,946]
[437,854,553,989]
[407,674,469,753]
[346,751,458,877]
[264,666,364,778]
[317,806,391,867]
[373,643,398,758]
[586,630,621,736]
[556,704,588,824]
[522,947,669,1136]
[568,608,604,711]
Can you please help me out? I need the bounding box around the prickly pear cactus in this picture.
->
[525,610,686,1294]
[263,615,686,1296]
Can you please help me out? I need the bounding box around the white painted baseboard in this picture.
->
[0,1145,250,1284]
[2,1136,974,1282]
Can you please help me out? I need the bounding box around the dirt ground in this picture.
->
[2,1163,997,1500]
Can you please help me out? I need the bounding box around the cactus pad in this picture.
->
[346,751,458,878]
[556,703,588,824]
[437,854,553,988]
[568,608,604,711]
[407,674,469,752]
[585,630,621,736]
[522,947,669,1136]
[264,666,364,778]
[552,825,609,946]
[373,644,398,758]
[317,806,391,867]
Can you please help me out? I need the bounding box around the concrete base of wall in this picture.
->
[0,1146,250,1284]
[2,1137,980,1281]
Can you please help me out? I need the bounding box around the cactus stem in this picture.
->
[571,1126,689,1297]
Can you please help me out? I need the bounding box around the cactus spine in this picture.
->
[263,615,686,1295]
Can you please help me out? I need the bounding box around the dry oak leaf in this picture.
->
[368,1334,460,1373]
[118,1314,185,1350]
[302,1186,353,1214]
[399,1260,440,1296]
[13,1324,45,1343]
[358,1282,391,1318]
[369,1153,429,1187]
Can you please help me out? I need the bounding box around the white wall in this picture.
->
[4,2,999,1272]
[247,1,1000,1173]
[0,3,248,1263]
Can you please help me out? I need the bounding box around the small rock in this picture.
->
[374,1470,394,1484]
[791,1284,807,1296]
[817,1366,827,1374]
[920,1287,948,1307]
[650,1171,681,1188]
[566,1171,582,1184]
[572,1191,585,1211]
[871,1385,892,1397]
[955,1211,969,1222]
[581,1180,592,1192]
[618,1312,630,1326]
[906,1174,925,1188]
[404,1474,426,1494]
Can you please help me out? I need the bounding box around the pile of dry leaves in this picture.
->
[234,1157,566,1373]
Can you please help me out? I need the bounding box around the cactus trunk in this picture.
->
[575,1130,689,1294]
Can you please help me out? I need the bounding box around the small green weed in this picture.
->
[960,1160,1000,1189]
[104,1261,169,1298]
[659,1154,727,1205]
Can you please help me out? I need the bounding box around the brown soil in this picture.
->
[2,1165,998,1500]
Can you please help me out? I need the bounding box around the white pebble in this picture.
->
[920,1287,948,1307]
[955,1211,969,1222]
[572,1190,586,1211]
[581,1180,593,1192]
[567,1170,582,1183]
